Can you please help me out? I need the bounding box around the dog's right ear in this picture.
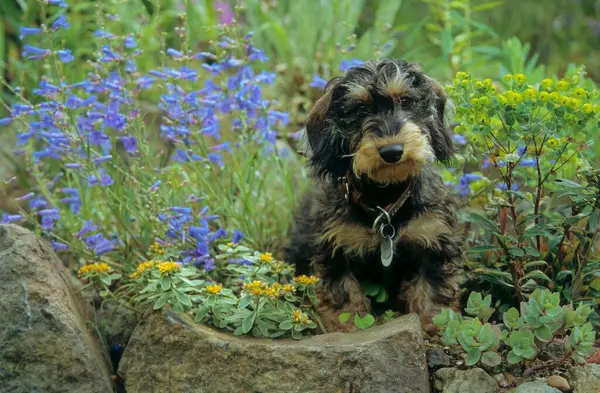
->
[305,77,341,156]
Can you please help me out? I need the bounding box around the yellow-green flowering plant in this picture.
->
[446,68,600,320]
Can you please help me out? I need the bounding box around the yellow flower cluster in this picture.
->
[454,71,600,117]
[78,262,111,277]
[242,280,296,298]
[292,310,310,324]
[149,241,166,255]
[129,260,156,279]
[157,261,181,275]
[294,275,320,286]
[206,283,223,295]
[258,252,273,263]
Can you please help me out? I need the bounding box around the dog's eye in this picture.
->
[399,96,414,109]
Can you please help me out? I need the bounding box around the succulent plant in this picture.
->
[565,322,596,363]
[506,328,537,364]
[464,292,495,322]
[563,303,593,329]
[456,318,502,367]
[433,307,463,331]
[520,288,564,342]
[502,307,524,330]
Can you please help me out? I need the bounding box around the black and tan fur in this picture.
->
[283,59,463,333]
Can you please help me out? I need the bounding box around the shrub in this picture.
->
[434,290,597,369]
[445,70,600,320]
[0,0,316,339]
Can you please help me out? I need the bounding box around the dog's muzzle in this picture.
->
[378,144,404,163]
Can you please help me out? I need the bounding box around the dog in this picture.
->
[283,59,463,333]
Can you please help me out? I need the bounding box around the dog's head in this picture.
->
[303,59,454,184]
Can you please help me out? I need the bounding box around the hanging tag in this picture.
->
[380,235,394,267]
[374,207,396,267]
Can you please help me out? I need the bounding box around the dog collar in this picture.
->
[337,170,413,220]
[337,171,413,267]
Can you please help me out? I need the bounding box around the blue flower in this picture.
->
[496,183,519,191]
[310,75,327,90]
[95,29,114,39]
[1,213,24,224]
[85,233,116,255]
[517,145,527,156]
[125,60,137,73]
[16,192,35,201]
[232,229,244,244]
[149,180,162,191]
[0,117,12,126]
[19,26,42,40]
[51,241,70,251]
[339,59,365,72]
[47,0,68,7]
[76,220,98,238]
[57,49,74,63]
[50,15,70,31]
[119,136,137,153]
[22,44,51,60]
[167,48,184,59]
[453,134,467,145]
[124,35,137,49]
[519,158,537,167]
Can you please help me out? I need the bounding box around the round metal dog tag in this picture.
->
[380,236,394,267]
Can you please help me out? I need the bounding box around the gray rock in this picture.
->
[0,224,114,393]
[539,341,566,361]
[434,367,498,393]
[512,380,562,393]
[427,347,451,370]
[119,310,429,393]
[568,364,600,393]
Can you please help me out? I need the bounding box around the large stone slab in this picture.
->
[119,310,429,393]
[0,224,114,393]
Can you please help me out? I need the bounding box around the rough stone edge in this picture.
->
[119,308,429,390]
[0,224,115,390]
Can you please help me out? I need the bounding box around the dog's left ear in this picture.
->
[305,77,341,156]
[428,78,455,162]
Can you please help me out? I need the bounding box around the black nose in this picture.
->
[378,144,404,163]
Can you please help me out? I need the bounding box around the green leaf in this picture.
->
[173,289,192,307]
[521,346,536,360]
[101,275,113,286]
[465,348,482,366]
[195,306,210,322]
[376,287,388,303]
[338,312,352,324]
[160,275,171,291]
[507,350,522,365]
[153,294,169,310]
[242,312,256,334]
[239,294,252,309]
[509,247,525,258]
[361,282,381,297]
[481,351,502,367]
[503,307,522,330]
[535,325,553,342]
[279,320,293,330]
[520,270,552,283]
[354,313,375,330]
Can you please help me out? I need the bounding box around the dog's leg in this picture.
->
[316,273,371,333]
[399,270,457,334]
